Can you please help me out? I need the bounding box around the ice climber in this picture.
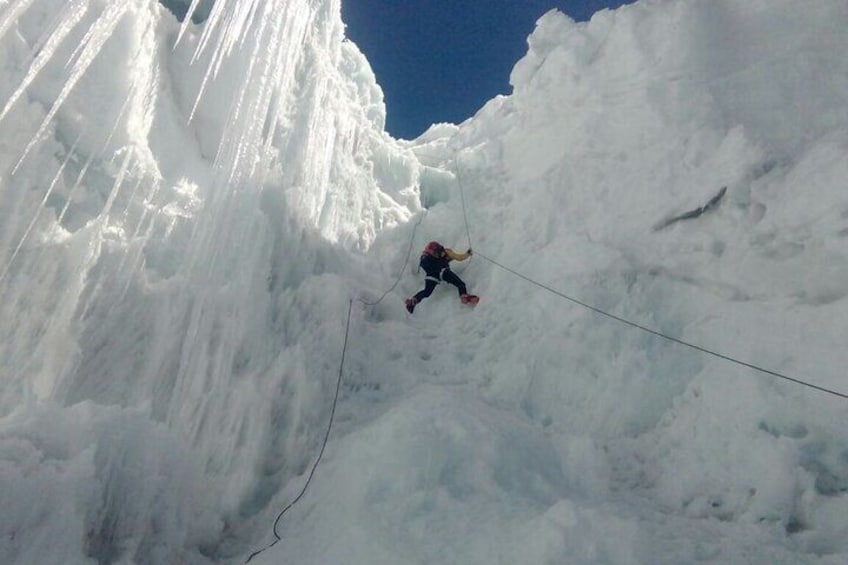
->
[405,241,478,314]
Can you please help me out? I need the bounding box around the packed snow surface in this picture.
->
[2,0,848,564]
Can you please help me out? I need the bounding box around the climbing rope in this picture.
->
[476,251,848,401]
[454,153,473,252]
[247,139,845,562]
[358,210,425,307]
[246,206,431,561]
[246,207,427,562]
[245,298,354,563]
[452,151,847,401]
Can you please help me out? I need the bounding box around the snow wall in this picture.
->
[1,1,848,564]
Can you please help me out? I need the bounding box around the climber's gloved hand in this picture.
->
[466,248,473,256]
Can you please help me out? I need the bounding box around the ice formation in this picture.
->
[1,1,848,563]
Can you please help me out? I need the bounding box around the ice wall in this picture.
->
[261,1,848,563]
[0,0,419,562]
[2,0,848,564]
[394,1,848,561]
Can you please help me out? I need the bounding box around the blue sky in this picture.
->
[343,1,636,140]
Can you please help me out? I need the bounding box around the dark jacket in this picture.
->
[420,248,470,279]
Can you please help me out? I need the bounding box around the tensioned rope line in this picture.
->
[451,153,847,401]
[454,154,473,252]
[476,252,848,401]
[245,298,354,563]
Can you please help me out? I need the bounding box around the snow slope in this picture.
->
[2,0,848,564]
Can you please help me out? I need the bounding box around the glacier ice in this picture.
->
[2,1,848,564]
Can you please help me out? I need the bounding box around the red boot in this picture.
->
[405,297,417,313]
[460,294,479,306]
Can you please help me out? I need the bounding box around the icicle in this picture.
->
[12,0,129,174]
[0,130,84,285]
[74,146,135,322]
[173,0,204,47]
[0,0,37,45]
[55,91,133,231]
[0,0,88,124]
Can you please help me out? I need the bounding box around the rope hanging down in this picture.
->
[247,205,430,561]
[246,177,459,560]
[476,252,848,401]
[246,211,421,562]
[246,208,426,561]
[358,210,425,307]
[245,299,354,563]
